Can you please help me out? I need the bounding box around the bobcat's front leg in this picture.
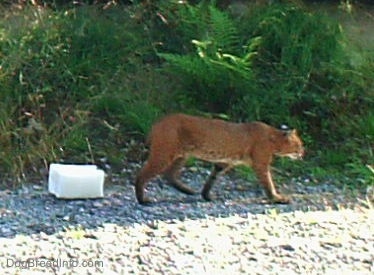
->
[253,164,290,204]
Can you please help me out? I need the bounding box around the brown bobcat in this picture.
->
[135,113,304,204]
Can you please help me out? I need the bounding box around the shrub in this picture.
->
[0,5,161,181]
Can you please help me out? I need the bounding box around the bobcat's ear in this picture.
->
[280,124,289,130]
[283,129,296,137]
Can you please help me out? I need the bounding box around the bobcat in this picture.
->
[135,113,304,204]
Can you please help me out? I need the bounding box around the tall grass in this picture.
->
[0,5,164,182]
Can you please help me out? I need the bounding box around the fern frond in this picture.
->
[208,5,240,53]
[176,3,210,44]
[158,53,214,81]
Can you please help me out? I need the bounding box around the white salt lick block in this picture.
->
[48,164,105,199]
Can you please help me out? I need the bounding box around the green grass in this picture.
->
[0,5,164,181]
[0,1,372,187]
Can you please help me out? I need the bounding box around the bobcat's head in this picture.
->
[275,129,304,160]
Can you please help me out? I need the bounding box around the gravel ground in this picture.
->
[0,164,373,274]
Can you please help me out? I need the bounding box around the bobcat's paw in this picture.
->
[202,192,215,202]
[137,197,156,205]
[271,194,291,204]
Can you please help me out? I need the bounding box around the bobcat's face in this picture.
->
[276,130,304,160]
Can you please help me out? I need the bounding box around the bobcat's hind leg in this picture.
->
[164,157,196,195]
[201,164,231,201]
[136,159,171,204]
[135,163,156,204]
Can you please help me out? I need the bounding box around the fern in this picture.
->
[178,3,210,40]
[158,2,257,78]
[157,2,259,112]
[208,5,239,53]
[158,53,226,86]
[157,2,240,55]
[158,53,209,79]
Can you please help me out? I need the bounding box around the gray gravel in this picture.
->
[0,164,373,274]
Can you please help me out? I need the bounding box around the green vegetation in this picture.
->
[0,1,372,187]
